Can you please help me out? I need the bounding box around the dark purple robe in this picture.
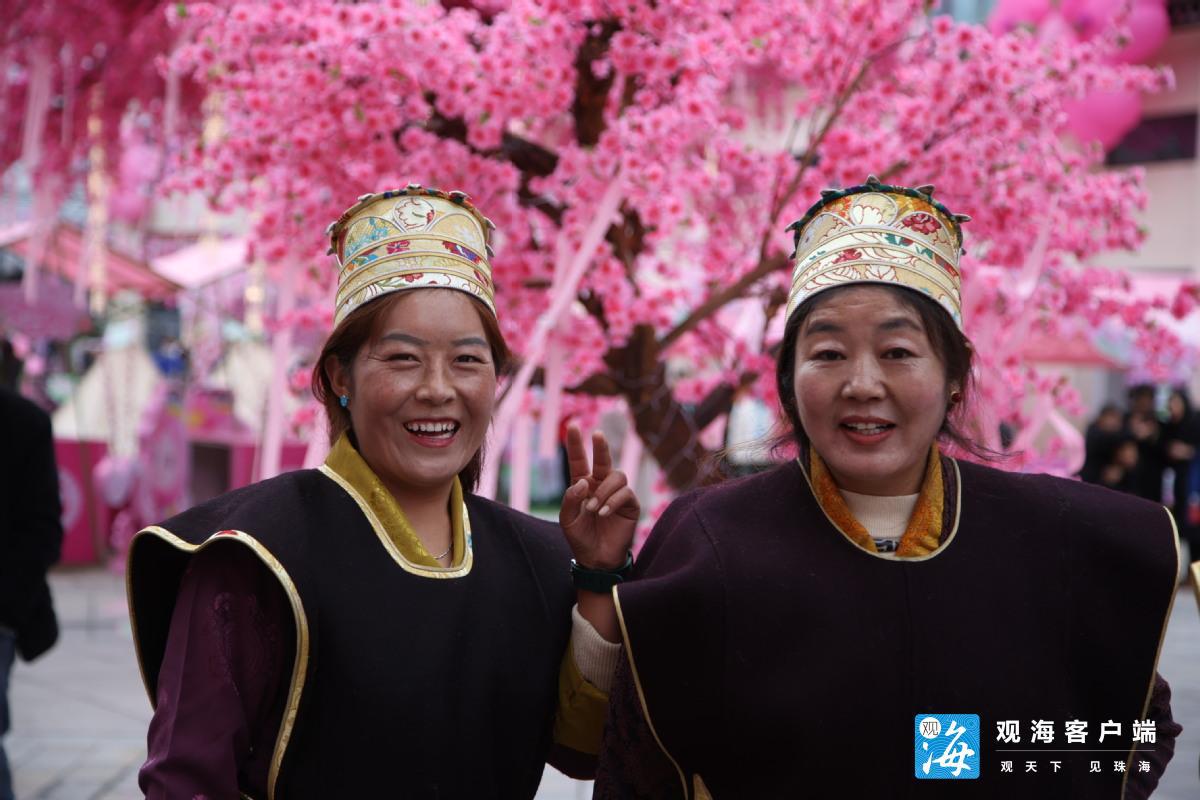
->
[140,545,291,798]
[130,468,591,798]
[596,458,1181,798]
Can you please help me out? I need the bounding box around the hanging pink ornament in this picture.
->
[94,454,139,509]
[109,140,160,223]
[987,0,1052,35]
[1116,0,1170,63]
[1058,0,1123,40]
[1064,89,1143,150]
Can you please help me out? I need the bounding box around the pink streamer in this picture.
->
[509,411,533,513]
[537,339,565,459]
[163,48,181,145]
[23,176,62,304]
[618,405,643,490]
[20,43,54,303]
[303,405,331,468]
[60,45,75,150]
[1047,407,1086,476]
[257,266,296,480]
[478,172,626,499]
[21,42,52,175]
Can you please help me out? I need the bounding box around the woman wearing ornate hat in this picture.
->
[127,186,639,798]
[593,178,1181,798]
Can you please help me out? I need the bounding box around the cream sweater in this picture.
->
[840,489,919,542]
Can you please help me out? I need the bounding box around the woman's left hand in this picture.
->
[559,424,640,569]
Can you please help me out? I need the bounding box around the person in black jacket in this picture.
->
[1162,388,1200,555]
[0,385,63,800]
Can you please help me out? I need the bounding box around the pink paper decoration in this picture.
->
[1064,90,1144,150]
[1116,0,1171,64]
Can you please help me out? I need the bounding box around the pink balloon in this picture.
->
[1064,90,1143,150]
[94,454,139,508]
[1036,12,1079,46]
[1117,0,1170,63]
[1059,0,1123,40]
[986,0,1052,35]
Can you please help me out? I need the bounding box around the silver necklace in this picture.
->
[432,543,451,561]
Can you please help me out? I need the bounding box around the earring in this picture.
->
[339,394,350,408]
[949,390,963,405]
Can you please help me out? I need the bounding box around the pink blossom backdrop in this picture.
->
[3,0,1197,505]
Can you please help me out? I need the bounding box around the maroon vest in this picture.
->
[616,459,1178,798]
[129,469,574,798]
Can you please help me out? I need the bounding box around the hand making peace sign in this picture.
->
[559,424,640,570]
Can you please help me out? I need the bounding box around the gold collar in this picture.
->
[806,445,949,559]
[318,433,473,578]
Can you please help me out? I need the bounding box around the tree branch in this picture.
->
[419,108,564,221]
[657,252,789,350]
[605,204,647,293]
[568,372,622,396]
[655,51,884,354]
[572,20,621,146]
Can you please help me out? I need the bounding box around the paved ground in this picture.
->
[6,567,1200,799]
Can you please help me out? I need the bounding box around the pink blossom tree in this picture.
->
[5,0,1194,492]
[1,1,205,217]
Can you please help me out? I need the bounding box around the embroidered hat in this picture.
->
[326,184,496,326]
[785,176,971,330]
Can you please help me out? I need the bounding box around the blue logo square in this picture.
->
[915,713,980,779]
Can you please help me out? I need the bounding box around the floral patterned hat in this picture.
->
[326,184,496,326]
[785,176,971,330]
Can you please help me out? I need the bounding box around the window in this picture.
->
[1106,114,1198,165]
[1168,0,1200,27]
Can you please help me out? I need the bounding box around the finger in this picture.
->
[559,477,590,527]
[564,424,591,484]
[586,470,627,514]
[591,430,613,481]
[597,485,640,520]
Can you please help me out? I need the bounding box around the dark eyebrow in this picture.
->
[878,317,923,333]
[379,333,489,348]
[803,319,842,335]
[380,333,426,346]
[802,316,922,336]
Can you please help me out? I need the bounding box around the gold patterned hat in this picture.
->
[326,184,496,326]
[785,176,970,329]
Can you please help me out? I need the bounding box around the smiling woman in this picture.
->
[595,178,1182,799]
[784,284,968,497]
[126,186,641,799]
[313,287,511,498]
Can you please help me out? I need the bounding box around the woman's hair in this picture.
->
[311,289,512,491]
[773,283,989,460]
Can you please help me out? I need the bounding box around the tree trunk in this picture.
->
[602,325,748,491]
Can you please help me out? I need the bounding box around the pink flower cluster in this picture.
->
[3,0,1188,480]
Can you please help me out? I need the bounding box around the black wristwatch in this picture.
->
[570,551,634,593]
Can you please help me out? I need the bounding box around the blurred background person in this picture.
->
[1080,402,1125,485]
[1162,388,1200,559]
[1125,384,1166,503]
[0,383,63,800]
[1100,437,1143,495]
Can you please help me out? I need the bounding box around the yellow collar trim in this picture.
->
[320,433,472,578]
[808,445,945,558]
